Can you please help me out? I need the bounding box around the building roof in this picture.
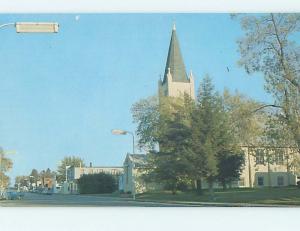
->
[73,166,123,169]
[128,154,147,167]
[163,25,188,84]
[69,166,123,169]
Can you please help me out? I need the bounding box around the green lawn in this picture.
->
[136,187,300,205]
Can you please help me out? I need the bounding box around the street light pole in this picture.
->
[132,163,136,200]
[126,131,135,154]
[0,23,15,30]
[111,129,136,200]
[111,129,135,154]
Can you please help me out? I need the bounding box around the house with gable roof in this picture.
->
[120,153,163,194]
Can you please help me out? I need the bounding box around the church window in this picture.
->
[274,150,284,165]
[255,149,265,165]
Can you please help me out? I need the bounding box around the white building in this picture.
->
[238,146,298,188]
[121,154,147,194]
[198,146,299,189]
[120,147,299,194]
[120,153,163,194]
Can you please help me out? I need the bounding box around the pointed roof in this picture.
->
[128,154,147,167]
[163,25,188,83]
[124,153,147,168]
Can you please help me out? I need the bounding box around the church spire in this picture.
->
[163,24,188,83]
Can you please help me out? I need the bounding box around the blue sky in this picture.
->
[0,14,272,181]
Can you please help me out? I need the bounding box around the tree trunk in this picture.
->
[196,179,203,195]
[171,182,177,195]
[222,180,227,190]
[172,188,177,195]
[208,181,215,201]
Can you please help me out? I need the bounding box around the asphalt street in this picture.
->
[1,192,290,207]
[0,192,199,207]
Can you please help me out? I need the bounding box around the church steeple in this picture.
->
[163,24,188,83]
[159,24,195,100]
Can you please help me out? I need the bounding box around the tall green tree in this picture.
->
[237,13,300,151]
[56,156,85,183]
[145,95,194,194]
[191,76,243,193]
[217,151,245,189]
[45,168,52,178]
[131,78,246,194]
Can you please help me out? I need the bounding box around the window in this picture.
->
[274,151,284,165]
[258,176,264,186]
[255,149,265,165]
[277,176,284,186]
[239,177,245,187]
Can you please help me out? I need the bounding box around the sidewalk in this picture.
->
[134,198,297,207]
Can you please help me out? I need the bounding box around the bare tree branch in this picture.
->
[252,104,283,113]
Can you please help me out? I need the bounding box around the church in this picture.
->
[157,24,298,189]
[120,24,299,194]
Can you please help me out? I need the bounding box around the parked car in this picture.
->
[7,191,19,200]
[4,191,24,200]
[18,191,25,199]
[0,190,6,200]
[41,188,53,195]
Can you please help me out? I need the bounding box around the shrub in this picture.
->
[77,173,118,194]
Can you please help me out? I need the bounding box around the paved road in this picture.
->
[1,193,291,207]
[0,192,199,207]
